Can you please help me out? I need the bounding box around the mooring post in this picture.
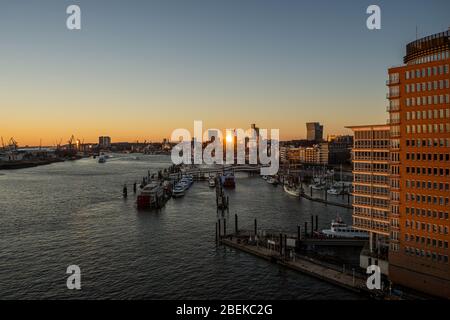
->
[310,215,314,236]
[284,234,287,258]
[310,186,312,197]
[279,233,283,255]
[254,218,257,236]
[235,214,238,234]
[224,218,226,237]
[215,222,218,243]
[315,215,318,232]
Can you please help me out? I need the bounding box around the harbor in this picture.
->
[0,154,361,299]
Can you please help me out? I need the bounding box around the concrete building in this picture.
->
[347,125,391,276]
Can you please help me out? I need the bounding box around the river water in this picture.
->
[0,154,360,299]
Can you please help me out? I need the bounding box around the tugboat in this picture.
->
[321,217,369,239]
[136,182,165,209]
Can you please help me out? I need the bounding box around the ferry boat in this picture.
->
[220,172,235,188]
[137,182,165,209]
[321,218,369,239]
[283,184,301,197]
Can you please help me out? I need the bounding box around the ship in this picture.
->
[137,182,165,209]
[321,217,369,239]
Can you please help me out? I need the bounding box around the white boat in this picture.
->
[310,183,324,190]
[284,184,301,197]
[208,177,216,187]
[172,185,185,198]
[322,218,369,239]
[327,188,340,195]
[261,175,268,180]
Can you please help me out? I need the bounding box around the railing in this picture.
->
[386,79,400,85]
[386,105,400,112]
[387,92,400,99]
[387,118,400,125]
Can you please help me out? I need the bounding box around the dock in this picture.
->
[221,237,366,294]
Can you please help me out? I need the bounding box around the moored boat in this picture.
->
[137,182,165,209]
[327,188,339,195]
[321,217,369,239]
[284,184,301,197]
[267,177,279,186]
[220,172,235,188]
[172,184,185,198]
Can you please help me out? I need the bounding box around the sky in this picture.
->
[0,0,449,146]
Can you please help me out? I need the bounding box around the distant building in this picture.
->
[306,122,323,142]
[284,143,328,165]
[328,135,353,165]
[98,136,111,149]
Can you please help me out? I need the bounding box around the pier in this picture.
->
[215,215,385,298]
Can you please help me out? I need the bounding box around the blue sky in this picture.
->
[0,0,449,144]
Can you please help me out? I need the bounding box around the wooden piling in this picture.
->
[254,218,257,236]
[224,218,226,237]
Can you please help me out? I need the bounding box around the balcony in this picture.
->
[387,105,400,112]
[387,118,400,125]
[387,92,400,99]
[386,78,400,85]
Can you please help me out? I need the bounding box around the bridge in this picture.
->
[176,164,264,177]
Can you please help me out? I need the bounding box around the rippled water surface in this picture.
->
[0,154,360,299]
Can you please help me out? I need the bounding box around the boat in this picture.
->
[321,217,369,239]
[261,175,268,180]
[98,155,106,163]
[267,177,279,185]
[172,184,185,198]
[220,172,235,188]
[208,176,216,187]
[284,184,301,197]
[310,183,325,190]
[327,188,339,195]
[137,182,165,209]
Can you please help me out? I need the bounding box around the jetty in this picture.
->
[215,215,385,298]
